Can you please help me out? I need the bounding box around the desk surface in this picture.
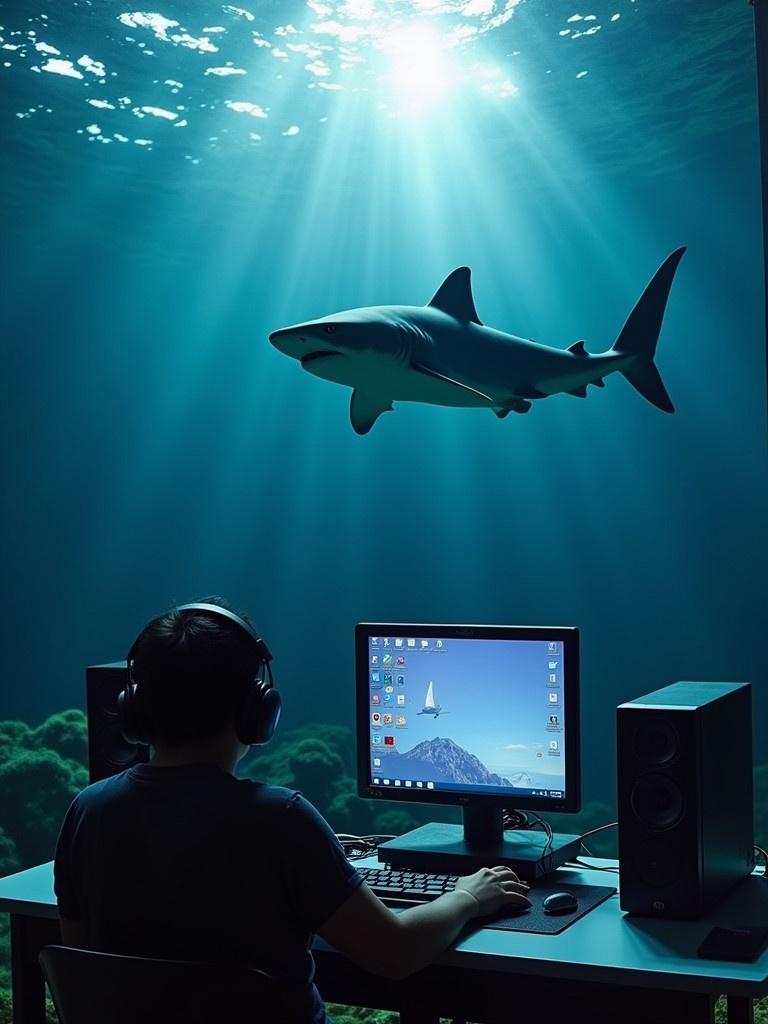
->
[1,859,767,998]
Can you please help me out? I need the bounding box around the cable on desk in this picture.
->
[502,809,529,829]
[525,809,555,874]
[578,822,618,861]
[568,857,620,875]
[502,811,622,877]
[336,833,396,860]
[579,822,618,842]
[755,844,768,877]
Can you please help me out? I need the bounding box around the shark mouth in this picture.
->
[300,350,343,367]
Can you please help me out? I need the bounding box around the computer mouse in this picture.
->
[542,891,578,915]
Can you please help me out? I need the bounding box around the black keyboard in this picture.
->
[358,866,459,904]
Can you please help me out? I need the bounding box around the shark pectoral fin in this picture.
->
[411,362,493,403]
[427,267,483,325]
[350,390,393,435]
[495,399,532,418]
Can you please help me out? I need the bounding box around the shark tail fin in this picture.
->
[611,247,685,414]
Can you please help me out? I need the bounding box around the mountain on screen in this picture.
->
[390,737,512,787]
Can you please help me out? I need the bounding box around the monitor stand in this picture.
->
[376,805,581,881]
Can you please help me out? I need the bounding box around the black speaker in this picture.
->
[617,681,754,919]
[86,662,149,783]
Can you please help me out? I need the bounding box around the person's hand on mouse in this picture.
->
[454,865,531,916]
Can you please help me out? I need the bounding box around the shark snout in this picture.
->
[269,327,305,345]
[268,326,311,360]
[269,325,346,372]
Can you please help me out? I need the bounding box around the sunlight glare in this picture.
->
[378,24,454,115]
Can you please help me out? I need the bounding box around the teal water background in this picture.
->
[1,0,766,809]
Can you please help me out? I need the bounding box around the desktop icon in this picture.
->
[384,735,395,746]
[394,779,401,786]
[371,712,381,725]
[396,694,406,706]
[384,684,394,693]
[536,751,543,758]
[421,640,429,649]
[416,781,423,788]
[549,739,559,750]
[548,661,558,670]
[373,778,379,784]
[371,637,379,646]
[370,671,381,686]
[427,781,435,789]
[396,715,407,726]
[396,656,405,666]
[396,675,405,686]
[382,693,392,704]
[383,639,390,647]
[435,640,443,649]
[549,673,557,684]
[395,638,404,648]
[405,780,412,787]
[383,673,393,685]
[549,692,558,703]
[383,778,390,785]
[371,734,382,745]
[371,655,379,666]
[548,714,559,725]
[371,694,381,706]
[383,714,393,725]
[547,642,558,653]
[407,639,416,648]
[383,654,393,665]
[373,757,381,767]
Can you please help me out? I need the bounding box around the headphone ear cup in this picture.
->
[236,682,282,746]
[117,683,151,746]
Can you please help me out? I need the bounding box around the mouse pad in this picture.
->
[473,883,617,935]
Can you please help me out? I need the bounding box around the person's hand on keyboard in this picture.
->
[454,866,531,917]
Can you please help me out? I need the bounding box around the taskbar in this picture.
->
[370,777,565,800]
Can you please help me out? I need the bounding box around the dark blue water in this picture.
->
[0,0,765,809]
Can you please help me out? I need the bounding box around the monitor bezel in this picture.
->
[355,622,581,814]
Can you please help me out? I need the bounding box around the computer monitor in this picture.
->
[355,623,581,874]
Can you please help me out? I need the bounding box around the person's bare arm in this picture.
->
[318,866,529,980]
[59,917,89,948]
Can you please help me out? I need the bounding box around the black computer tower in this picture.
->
[617,681,754,919]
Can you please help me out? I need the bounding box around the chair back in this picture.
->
[39,944,300,1024]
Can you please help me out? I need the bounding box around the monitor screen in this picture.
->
[356,624,580,813]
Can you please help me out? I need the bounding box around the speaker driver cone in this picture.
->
[630,774,684,829]
[633,720,680,766]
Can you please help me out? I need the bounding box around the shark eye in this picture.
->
[324,325,337,334]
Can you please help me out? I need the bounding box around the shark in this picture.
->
[269,247,685,435]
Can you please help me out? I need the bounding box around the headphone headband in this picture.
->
[173,602,273,664]
[120,601,281,747]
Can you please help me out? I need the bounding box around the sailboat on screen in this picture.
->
[417,680,448,719]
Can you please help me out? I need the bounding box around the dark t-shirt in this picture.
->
[53,763,362,1023]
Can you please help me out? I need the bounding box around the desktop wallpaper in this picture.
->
[1,0,767,1018]
[366,636,568,795]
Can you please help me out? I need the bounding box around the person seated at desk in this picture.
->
[54,599,531,1023]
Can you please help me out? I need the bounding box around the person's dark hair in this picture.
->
[129,596,263,746]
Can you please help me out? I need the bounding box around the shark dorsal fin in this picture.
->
[428,267,483,325]
[568,339,588,355]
